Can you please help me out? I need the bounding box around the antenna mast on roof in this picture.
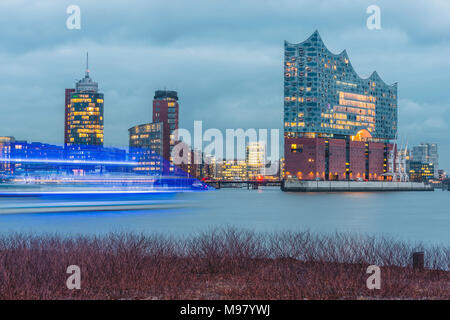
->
[85,52,90,78]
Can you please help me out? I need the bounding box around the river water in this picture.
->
[0,188,448,245]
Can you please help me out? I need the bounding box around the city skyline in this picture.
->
[0,1,448,303]
[0,1,449,168]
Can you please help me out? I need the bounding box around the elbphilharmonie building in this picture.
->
[284,31,398,181]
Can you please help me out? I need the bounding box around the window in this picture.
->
[291,144,303,153]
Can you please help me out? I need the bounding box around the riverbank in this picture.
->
[0,228,447,299]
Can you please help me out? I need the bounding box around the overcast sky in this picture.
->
[0,0,449,169]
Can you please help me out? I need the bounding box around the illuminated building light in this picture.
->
[1,158,137,166]
[66,54,104,147]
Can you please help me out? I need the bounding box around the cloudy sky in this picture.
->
[0,0,449,169]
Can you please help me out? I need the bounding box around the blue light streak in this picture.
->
[0,158,137,166]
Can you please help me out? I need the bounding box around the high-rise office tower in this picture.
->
[128,90,179,175]
[152,90,179,161]
[66,53,104,146]
[128,122,164,173]
[64,88,75,145]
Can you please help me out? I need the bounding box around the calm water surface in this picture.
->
[0,188,448,245]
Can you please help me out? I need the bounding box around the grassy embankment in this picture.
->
[0,228,448,299]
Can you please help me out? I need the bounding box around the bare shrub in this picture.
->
[0,228,448,299]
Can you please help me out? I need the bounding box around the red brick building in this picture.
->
[284,136,394,181]
[152,90,179,162]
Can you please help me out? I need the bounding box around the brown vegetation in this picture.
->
[0,228,448,299]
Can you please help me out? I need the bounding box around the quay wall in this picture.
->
[281,180,433,192]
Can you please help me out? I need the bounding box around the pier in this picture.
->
[205,180,281,189]
[281,180,434,192]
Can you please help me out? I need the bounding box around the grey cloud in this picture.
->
[0,0,449,168]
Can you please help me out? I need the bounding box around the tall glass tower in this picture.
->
[283,31,398,181]
[66,53,104,146]
[284,30,397,140]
